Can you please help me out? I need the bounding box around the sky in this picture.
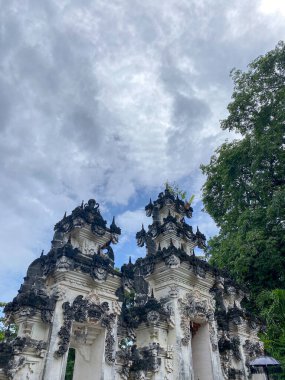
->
[0,0,284,302]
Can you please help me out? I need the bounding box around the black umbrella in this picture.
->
[250,356,281,380]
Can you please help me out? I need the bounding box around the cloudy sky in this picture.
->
[0,0,284,302]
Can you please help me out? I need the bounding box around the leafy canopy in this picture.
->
[201,41,285,376]
[257,289,285,376]
[201,41,285,294]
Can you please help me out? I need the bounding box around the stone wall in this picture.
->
[0,192,266,380]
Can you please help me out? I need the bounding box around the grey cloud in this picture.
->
[173,94,211,127]
[0,80,14,130]
[0,0,284,300]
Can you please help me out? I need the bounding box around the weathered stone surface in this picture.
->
[1,194,265,380]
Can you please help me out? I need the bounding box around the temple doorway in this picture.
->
[66,324,105,380]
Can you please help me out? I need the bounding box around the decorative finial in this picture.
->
[110,216,121,234]
[110,216,116,228]
[40,250,44,257]
[88,199,96,208]
[129,256,132,264]
[81,200,84,208]
[63,211,67,218]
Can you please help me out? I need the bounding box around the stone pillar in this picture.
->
[43,301,67,380]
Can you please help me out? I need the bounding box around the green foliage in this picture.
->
[201,41,285,293]
[65,348,75,380]
[0,303,6,341]
[257,290,285,378]
[201,42,285,369]
[0,303,17,341]
[165,181,195,205]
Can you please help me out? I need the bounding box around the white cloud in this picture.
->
[117,209,150,236]
[0,0,284,300]
[259,0,285,17]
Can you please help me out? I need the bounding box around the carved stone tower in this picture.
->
[117,188,265,380]
[0,191,266,380]
[1,199,122,380]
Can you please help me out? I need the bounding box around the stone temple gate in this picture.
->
[0,189,266,379]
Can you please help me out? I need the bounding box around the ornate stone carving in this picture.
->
[105,327,115,364]
[55,256,73,271]
[165,345,174,373]
[135,371,146,380]
[92,266,108,281]
[73,326,88,344]
[116,347,132,380]
[18,307,36,319]
[169,285,179,298]
[54,199,120,239]
[1,193,266,380]
[209,324,218,351]
[86,289,100,304]
[21,321,33,337]
[165,254,180,268]
[243,339,263,360]
[180,317,192,345]
[0,336,47,379]
[54,295,116,363]
[179,292,214,345]
[81,238,97,256]
[6,356,26,380]
[51,285,66,301]
[147,311,160,325]
[5,279,56,325]
[193,265,206,278]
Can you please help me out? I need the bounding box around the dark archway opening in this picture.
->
[65,348,76,380]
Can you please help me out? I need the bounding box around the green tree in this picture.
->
[201,42,285,371]
[0,303,6,341]
[201,41,285,294]
[0,303,17,341]
[257,289,285,379]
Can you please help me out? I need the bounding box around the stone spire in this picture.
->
[52,198,121,253]
[136,187,206,256]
